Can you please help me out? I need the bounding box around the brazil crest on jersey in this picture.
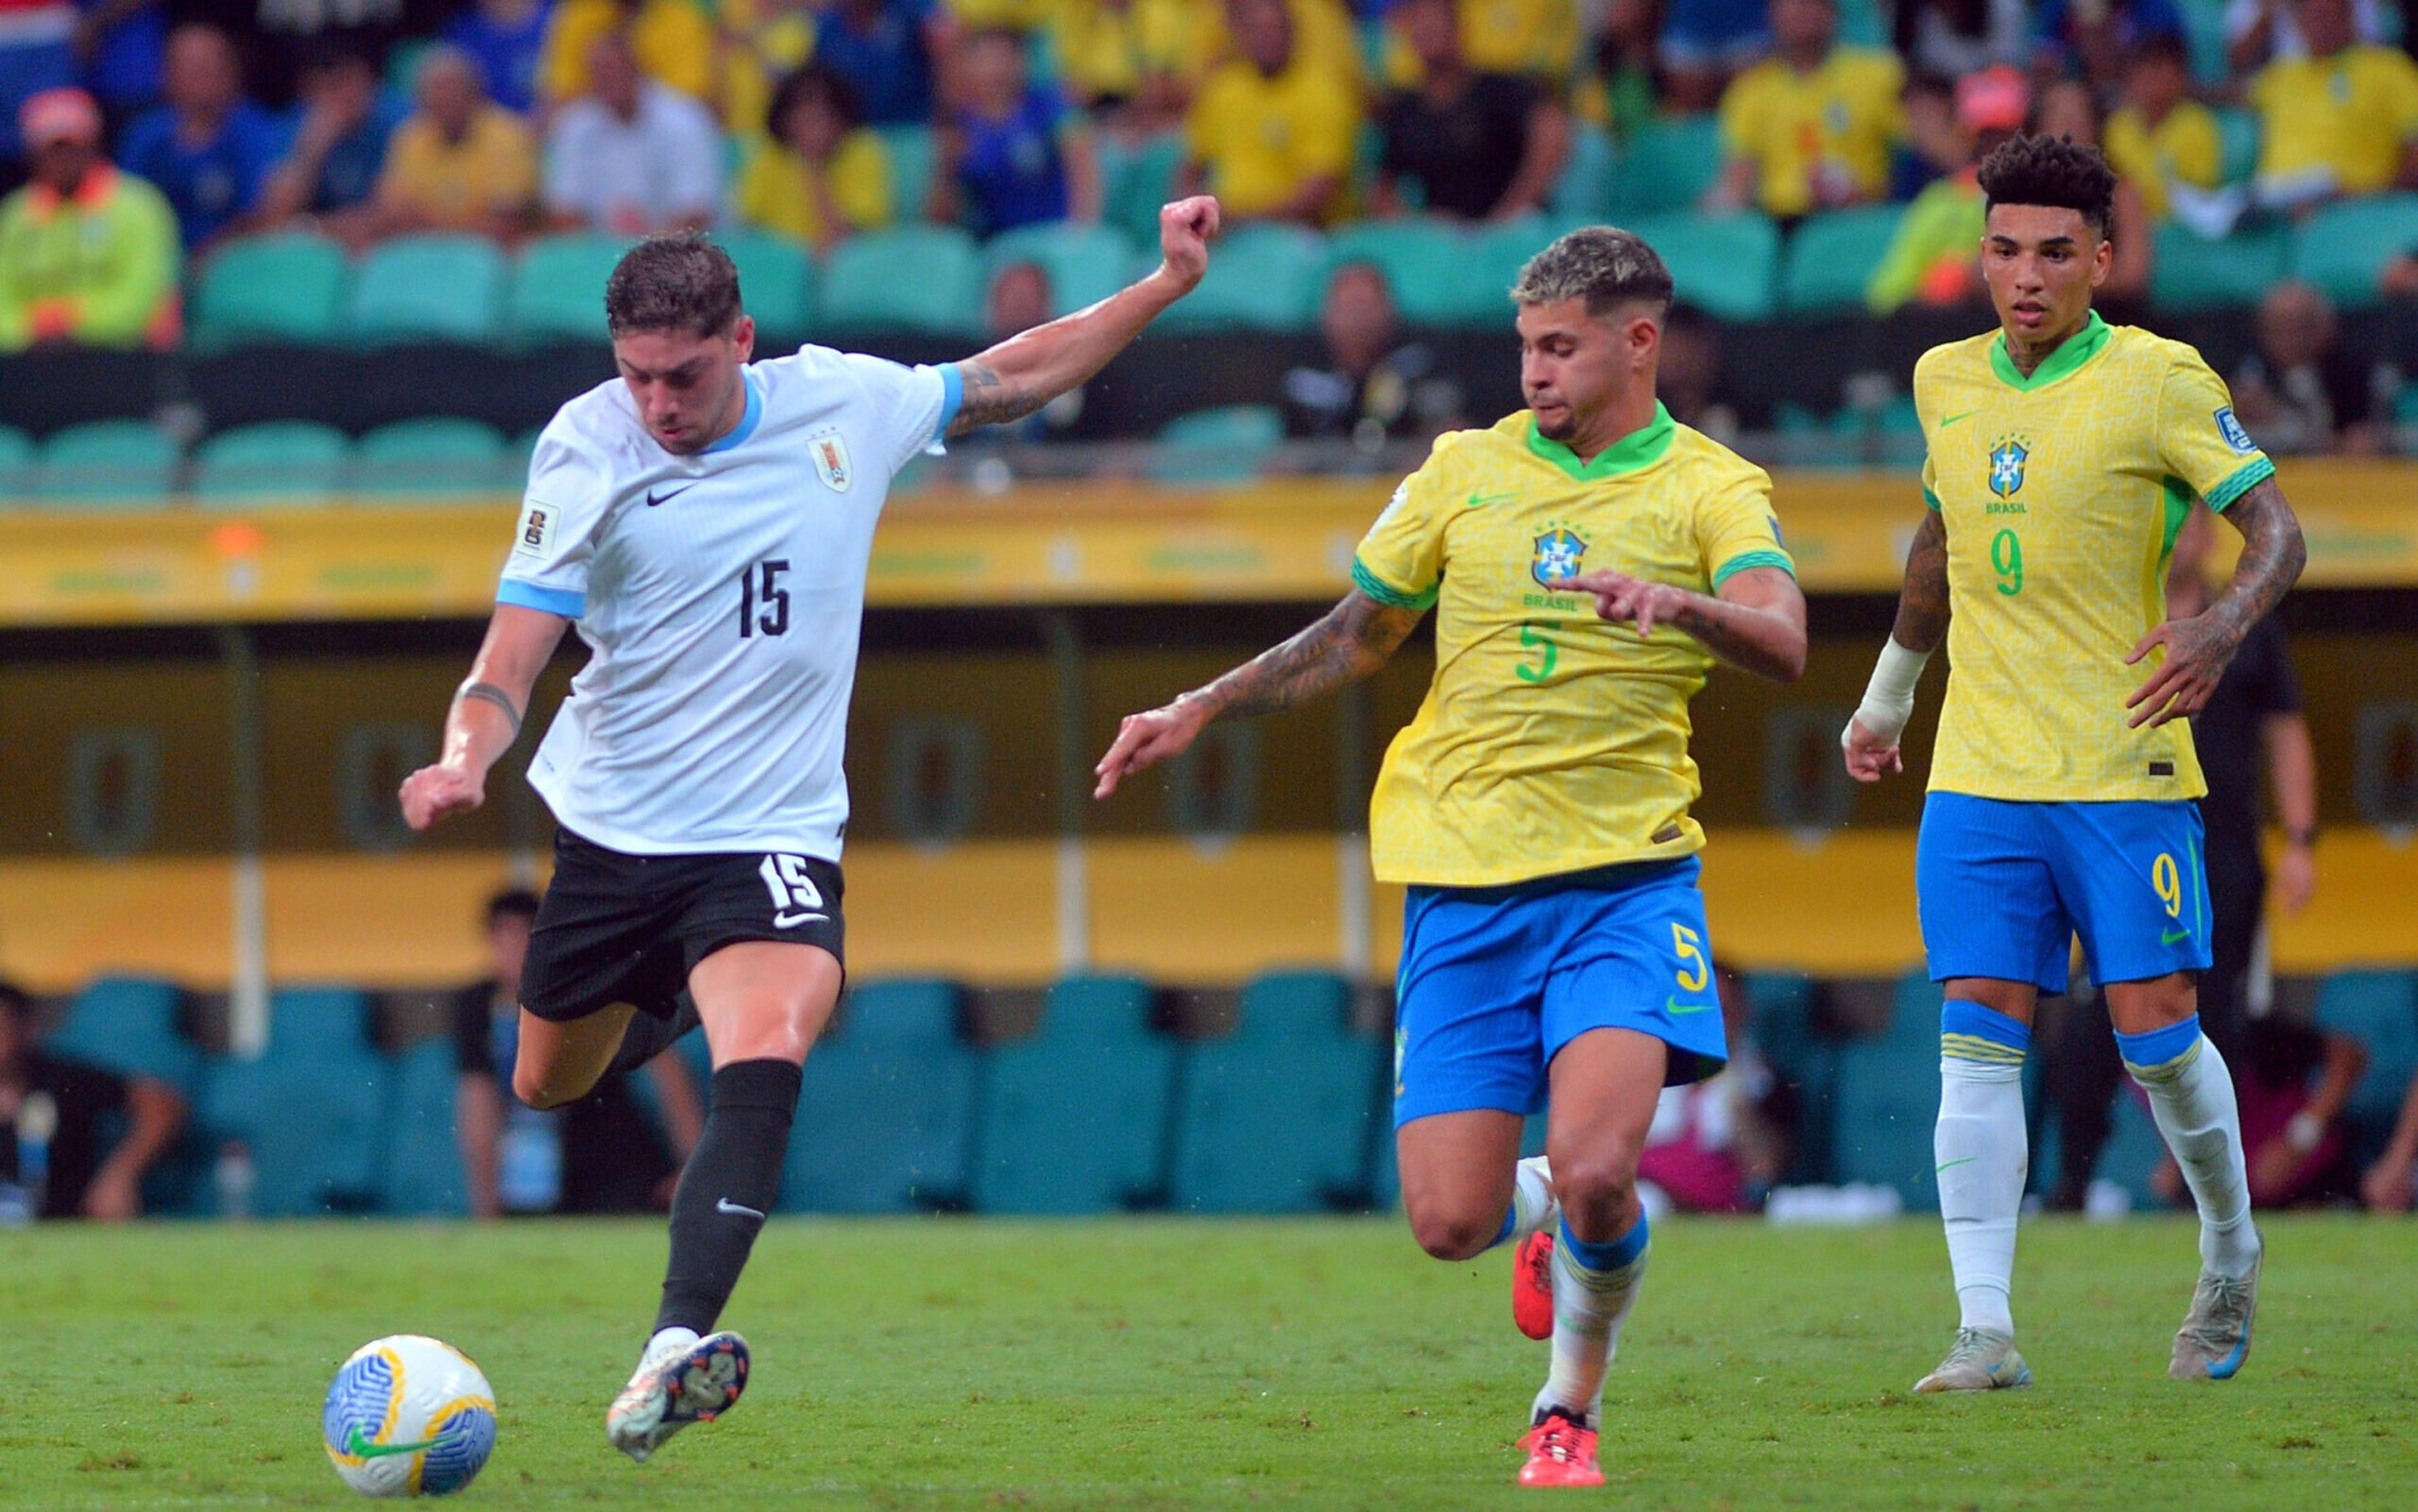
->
[1914,312,2275,803]
[1351,404,1795,888]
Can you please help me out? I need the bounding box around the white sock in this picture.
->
[1510,1156,1558,1242]
[644,1326,700,1362]
[2126,1033,2261,1280]
[1936,1055,2027,1338]
[1533,1217,1648,1429]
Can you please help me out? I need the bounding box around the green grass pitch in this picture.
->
[2,1215,2410,1509]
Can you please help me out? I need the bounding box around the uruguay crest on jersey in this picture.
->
[1531,526,1587,587]
[810,430,852,492]
[1988,438,2028,499]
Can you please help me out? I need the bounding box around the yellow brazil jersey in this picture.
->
[1184,54,1362,221]
[2102,100,2221,221]
[1914,312,2276,805]
[1717,47,1904,219]
[2251,45,2418,195]
[1352,404,1795,888]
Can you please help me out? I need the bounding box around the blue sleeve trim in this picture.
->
[1711,549,1796,591]
[1351,557,1438,610]
[497,578,585,618]
[2204,456,2275,512]
[933,363,963,444]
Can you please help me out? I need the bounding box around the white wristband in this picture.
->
[1843,638,1933,750]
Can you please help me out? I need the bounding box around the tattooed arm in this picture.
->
[946,195,1220,436]
[1558,564,1808,683]
[1889,508,1951,655]
[2125,477,2307,728]
[1093,590,1425,798]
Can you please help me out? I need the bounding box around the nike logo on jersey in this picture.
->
[644,484,696,508]
[1465,491,1520,509]
[2160,928,2193,945]
[1939,411,1978,429]
[715,1198,767,1219]
[773,910,827,929]
[346,1426,445,1460]
[1665,996,1716,1015]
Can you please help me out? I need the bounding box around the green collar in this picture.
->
[1525,402,1676,480]
[1990,310,2111,390]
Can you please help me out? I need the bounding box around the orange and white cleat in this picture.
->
[1516,1409,1603,1488]
[1513,1231,1556,1341]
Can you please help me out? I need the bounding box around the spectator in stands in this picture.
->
[714,0,815,140]
[250,41,404,238]
[445,0,552,116]
[1047,0,1198,137]
[2361,1065,2418,1211]
[2230,280,2382,455]
[932,26,1098,237]
[1892,0,2027,80]
[1865,65,2026,315]
[1635,964,1790,1215]
[2030,77,2152,307]
[542,30,721,236]
[453,889,703,1218]
[372,44,538,244]
[0,978,188,1220]
[2247,0,2418,208]
[68,0,162,137]
[0,0,77,189]
[1590,0,1664,140]
[2225,0,2385,76]
[1710,0,1904,220]
[1372,0,1567,222]
[2104,35,2223,222]
[811,0,948,128]
[1381,0,1582,89]
[1659,0,1769,113]
[1887,71,1964,200]
[970,259,1086,440]
[540,0,714,111]
[731,62,890,249]
[0,86,178,348]
[1278,261,1461,453]
[116,23,282,248]
[2151,1013,2365,1208]
[1179,0,1358,225]
[2033,0,2186,91]
[1656,302,1739,445]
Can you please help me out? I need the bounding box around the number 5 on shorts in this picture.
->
[1671,923,1708,993]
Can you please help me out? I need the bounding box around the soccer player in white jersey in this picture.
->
[399,199,1221,1462]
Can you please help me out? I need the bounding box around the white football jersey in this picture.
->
[498,344,961,859]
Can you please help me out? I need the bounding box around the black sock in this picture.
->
[610,992,702,1078]
[653,1057,802,1337]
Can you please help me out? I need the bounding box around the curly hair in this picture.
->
[1977,131,2118,240]
[1510,225,1675,319]
[604,231,743,338]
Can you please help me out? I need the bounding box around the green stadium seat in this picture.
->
[819,224,985,336]
[191,231,349,346]
[985,220,1135,319]
[2178,0,2232,85]
[43,977,213,1214]
[1780,205,1906,315]
[1168,973,1383,1214]
[717,229,816,340]
[1322,218,1470,326]
[781,979,977,1213]
[2150,220,2288,312]
[1827,391,1926,469]
[1151,221,1324,333]
[1458,215,1574,325]
[378,1037,469,1217]
[1101,129,1184,251]
[2214,106,2259,185]
[349,234,507,343]
[2315,970,2418,1170]
[0,425,31,497]
[197,989,389,1216]
[35,419,181,503]
[192,421,353,504]
[1606,113,1722,217]
[968,975,1178,1214]
[2290,193,2418,309]
[508,233,625,341]
[1549,122,1616,221]
[356,418,510,495]
[1742,973,1835,1186]
[875,124,939,227]
[1630,210,1779,321]
[1826,972,1942,1208]
[1147,404,1284,484]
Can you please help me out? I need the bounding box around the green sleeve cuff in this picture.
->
[1351,557,1438,610]
[2205,457,2276,511]
[1922,486,1942,512]
[1711,549,1798,591]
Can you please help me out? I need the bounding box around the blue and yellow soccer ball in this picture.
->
[322,1336,497,1498]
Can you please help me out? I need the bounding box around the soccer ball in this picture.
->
[322,1335,497,1498]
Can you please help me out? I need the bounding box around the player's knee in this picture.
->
[512,1062,574,1110]
[1552,1145,1643,1236]
[1405,1201,1502,1263]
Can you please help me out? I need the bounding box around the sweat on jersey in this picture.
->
[497,344,963,859]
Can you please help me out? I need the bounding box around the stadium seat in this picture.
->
[34,419,181,503]
[1779,206,1906,315]
[1458,215,1574,324]
[378,1035,468,1216]
[819,224,986,336]
[1168,972,1383,1213]
[1826,972,1942,1208]
[0,425,31,497]
[1146,404,1284,485]
[191,421,353,504]
[2150,221,2288,313]
[1150,221,1324,333]
[508,233,627,341]
[198,987,389,1217]
[968,974,1178,1214]
[1322,218,1470,326]
[781,978,979,1213]
[348,234,507,343]
[2214,106,2259,185]
[191,231,349,347]
[1827,391,1926,469]
[1604,114,1723,217]
[718,230,815,340]
[985,220,1134,319]
[874,124,939,230]
[43,977,202,1093]
[2290,194,2418,309]
[1629,210,1779,321]
[1742,973,1836,1186]
[1101,130,1184,251]
[1548,122,1616,222]
[355,418,510,495]
[2314,970,2418,1170]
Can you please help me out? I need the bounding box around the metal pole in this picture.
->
[1042,610,1089,972]
[217,626,268,1059]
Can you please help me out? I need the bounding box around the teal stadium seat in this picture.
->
[2214,106,2259,185]
[42,977,212,1214]
[969,975,1178,1214]
[1629,210,1779,321]
[356,417,509,494]
[1548,122,1616,221]
[819,224,986,336]
[1742,973,1836,1185]
[781,978,978,1212]
[508,233,626,342]
[1146,404,1283,485]
[1458,215,1571,326]
[717,230,815,340]
[1168,973,1384,1213]
[1780,205,1906,314]
[191,421,353,504]
[1151,221,1324,333]
[985,220,1134,319]
[1606,114,1723,217]
[35,419,180,503]
[0,425,31,497]
[1827,972,1943,1208]
[191,231,349,346]
[874,124,939,229]
[1322,218,1469,326]
[2151,221,2288,312]
[2290,193,2418,309]
[2314,970,2418,1169]
[349,234,506,343]
[198,988,389,1216]
[1101,130,1184,251]
[379,1035,469,1216]
[2178,0,2234,85]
